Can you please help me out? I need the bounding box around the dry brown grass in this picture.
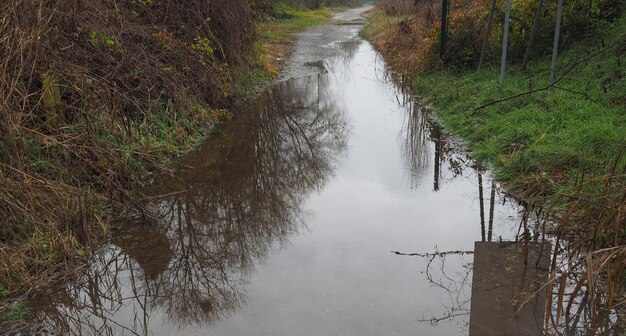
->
[503,150,626,334]
[365,2,440,74]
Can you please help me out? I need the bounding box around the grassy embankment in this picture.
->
[364,5,625,229]
[364,3,625,331]
[411,23,625,186]
[0,0,336,321]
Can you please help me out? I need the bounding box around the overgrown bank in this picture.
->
[0,0,359,316]
[365,0,625,333]
[1,0,254,299]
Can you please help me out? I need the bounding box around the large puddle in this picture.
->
[21,9,544,336]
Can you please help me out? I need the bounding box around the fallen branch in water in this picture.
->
[391,250,474,257]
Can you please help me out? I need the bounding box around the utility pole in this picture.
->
[439,0,448,58]
[522,0,545,70]
[550,0,564,84]
[478,0,498,70]
[499,0,513,89]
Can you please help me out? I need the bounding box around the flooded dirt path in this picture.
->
[21,6,538,335]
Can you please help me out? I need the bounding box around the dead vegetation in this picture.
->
[0,0,260,294]
[364,0,442,73]
[515,153,626,334]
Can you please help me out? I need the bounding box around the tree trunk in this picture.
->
[522,0,545,70]
[550,0,564,84]
[477,0,498,70]
[439,0,448,57]
[499,0,513,89]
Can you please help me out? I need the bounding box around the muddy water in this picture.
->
[25,7,528,336]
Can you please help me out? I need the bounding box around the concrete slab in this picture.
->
[469,241,551,336]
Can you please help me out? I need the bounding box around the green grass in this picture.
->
[235,62,275,95]
[253,4,335,78]
[412,16,626,184]
[7,300,27,321]
[236,4,337,91]
[257,6,332,43]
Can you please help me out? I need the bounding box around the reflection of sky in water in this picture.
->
[28,23,524,336]
[207,42,521,336]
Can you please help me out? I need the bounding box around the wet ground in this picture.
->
[15,6,549,336]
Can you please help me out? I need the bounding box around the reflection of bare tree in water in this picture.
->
[27,74,348,335]
[400,99,431,189]
[419,253,473,327]
[397,93,473,191]
[392,250,473,328]
[323,39,363,85]
[336,40,361,62]
[392,176,549,333]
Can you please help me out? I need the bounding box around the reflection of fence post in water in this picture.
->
[488,181,495,242]
[479,178,497,242]
[432,126,441,191]
[469,242,550,335]
[478,173,485,241]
